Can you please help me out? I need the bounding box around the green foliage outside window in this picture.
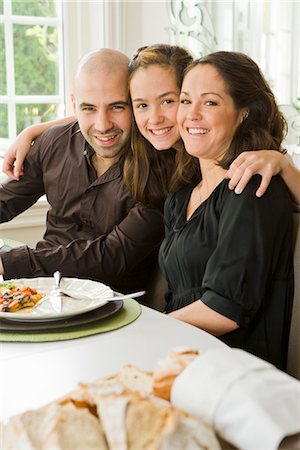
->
[0,24,6,96]
[0,105,8,139]
[293,97,300,113]
[0,0,60,139]
[12,0,57,17]
[16,103,58,134]
[14,24,58,96]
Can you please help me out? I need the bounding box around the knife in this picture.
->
[48,271,63,312]
[98,291,146,302]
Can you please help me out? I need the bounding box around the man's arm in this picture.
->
[0,139,45,223]
[0,203,164,293]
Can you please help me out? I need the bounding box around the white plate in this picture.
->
[0,277,113,322]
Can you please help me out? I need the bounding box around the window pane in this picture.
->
[14,24,59,95]
[12,0,57,17]
[0,24,6,95]
[0,104,8,139]
[0,0,3,15]
[16,103,59,134]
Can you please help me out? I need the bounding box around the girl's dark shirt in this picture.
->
[159,175,294,370]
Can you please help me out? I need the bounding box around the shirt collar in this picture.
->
[83,141,128,184]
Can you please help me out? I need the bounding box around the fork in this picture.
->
[48,270,63,312]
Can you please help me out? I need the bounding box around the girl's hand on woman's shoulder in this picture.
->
[225,150,286,197]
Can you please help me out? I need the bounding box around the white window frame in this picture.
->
[61,0,125,114]
[0,0,64,156]
[0,0,126,159]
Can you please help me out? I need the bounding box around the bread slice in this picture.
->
[95,391,220,450]
[2,402,108,450]
[92,364,153,396]
[54,403,108,450]
[160,411,222,450]
[126,394,178,450]
[75,364,153,405]
[152,347,199,401]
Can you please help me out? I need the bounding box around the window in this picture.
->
[0,0,64,157]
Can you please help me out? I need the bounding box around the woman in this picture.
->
[3,45,300,207]
[159,51,294,370]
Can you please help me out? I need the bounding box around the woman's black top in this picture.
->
[159,175,294,370]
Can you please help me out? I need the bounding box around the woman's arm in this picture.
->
[3,116,75,180]
[226,150,300,205]
[168,175,292,337]
[168,300,239,336]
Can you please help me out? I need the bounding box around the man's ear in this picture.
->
[71,94,76,114]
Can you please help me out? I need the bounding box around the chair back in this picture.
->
[142,265,168,312]
[287,212,300,379]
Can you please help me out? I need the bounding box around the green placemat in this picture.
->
[0,299,142,342]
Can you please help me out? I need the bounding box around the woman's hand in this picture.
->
[226,150,285,197]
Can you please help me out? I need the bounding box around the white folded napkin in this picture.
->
[171,348,300,450]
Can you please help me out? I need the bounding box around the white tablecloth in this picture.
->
[0,305,226,421]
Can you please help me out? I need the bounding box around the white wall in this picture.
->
[126,1,298,101]
[0,199,48,247]
[63,0,299,103]
[123,1,170,57]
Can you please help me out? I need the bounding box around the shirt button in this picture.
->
[83,150,88,156]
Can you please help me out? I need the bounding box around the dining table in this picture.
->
[1,277,300,450]
[1,239,299,450]
[0,300,226,423]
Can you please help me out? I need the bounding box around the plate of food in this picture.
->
[0,300,124,330]
[0,277,114,322]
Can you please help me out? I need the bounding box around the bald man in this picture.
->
[0,49,164,293]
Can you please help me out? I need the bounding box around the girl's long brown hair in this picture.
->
[124,44,199,209]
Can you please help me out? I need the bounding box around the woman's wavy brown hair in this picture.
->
[124,44,199,209]
[177,51,287,177]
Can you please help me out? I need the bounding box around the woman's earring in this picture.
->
[242,111,249,121]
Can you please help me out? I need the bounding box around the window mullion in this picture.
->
[57,0,65,117]
[14,95,62,103]
[10,15,60,26]
[4,0,16,139]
